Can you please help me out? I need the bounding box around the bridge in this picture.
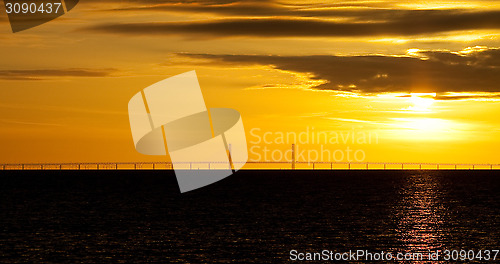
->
[0,161,499,170]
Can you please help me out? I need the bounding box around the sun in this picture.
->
[407,93,436,112]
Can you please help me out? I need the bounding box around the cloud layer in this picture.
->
[181,47,500,95]
[86,10,500,38]
[84,0,500,39]
[0,68,116,80]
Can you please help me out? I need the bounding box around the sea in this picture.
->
[1,170,499,263]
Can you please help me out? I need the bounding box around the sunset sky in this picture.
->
[1,0,500,164]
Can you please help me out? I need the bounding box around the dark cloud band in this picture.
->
[180,48,500,96]
[84,10,500,38]
[0,68,116,80]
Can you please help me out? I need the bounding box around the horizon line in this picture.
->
[1,161,499,170]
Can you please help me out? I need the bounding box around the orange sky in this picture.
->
[1,0,500,164]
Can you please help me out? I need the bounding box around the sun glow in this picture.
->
[405,93,436,112]
[390,117,461,141]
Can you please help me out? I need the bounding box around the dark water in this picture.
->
[0,170,499,263]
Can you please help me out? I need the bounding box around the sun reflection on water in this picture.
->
[394,172,447,263]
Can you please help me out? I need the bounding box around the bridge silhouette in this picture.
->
[0,161,499,170]
[3,143,497,170]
